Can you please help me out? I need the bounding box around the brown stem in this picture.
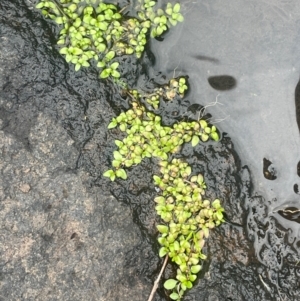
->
[147,255,169,301]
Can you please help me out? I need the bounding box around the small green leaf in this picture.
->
[156,26,163,36]
[98,22,108,31]
[154,196,165,204]
[177,13,184,22]
[173,3,181,13]
[164,279,178,290]
[191,135,200,147]
[100,69,110,79]
[66,54,72,62]
[203,228,209,238]
[114,140,123,147]
[110,62,119,70]
[105,50,115,61]
[153,16,161,24]
[36,2,45,9]
[72,48,83,55]
[82,61,90,67]
[157,225,169,234]
[210,132,219,141]
[69,4,77,12]
[75,32,83,40]
[216,210,223,221]
[170,292,179,300]
[113,151,122,160]
[75,63,81,71]
[97,61,106,68]
[116,168,127,179]
[103,169,115,181]
[153,175,161,184]
[74,18,81,27]
[191,265,201,274]
[200,120,207,128]
[97,43,106,52]
[59,47,68,55]
[112,160,121,168]
[166,7,173,15]
[184,281,193,289]
[169,18,177,26]
[159,247,168,257]
[108,120,117,129]
[119,123,126,131]
[113,13,122,19]
[126,47,134,54]
[103,169,113,177]
[150,28,157,38]
[189,274,197,282]
[201,133,209,142]
[111,70,120,78]
[55,17,64,24]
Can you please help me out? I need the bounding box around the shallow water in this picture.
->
[150,0,300,299]
[151,0,300,205]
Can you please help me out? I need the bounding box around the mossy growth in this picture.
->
[36,0,225,300]
[36,0,184,78]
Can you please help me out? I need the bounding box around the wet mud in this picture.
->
[0,0,300,301]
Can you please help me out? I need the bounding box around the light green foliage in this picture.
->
[129,76,188,110]
[36,1,224,299]
[103,80,224,300]
[103,99,219,174]
[155,159,224,299]
[36,0,184,78]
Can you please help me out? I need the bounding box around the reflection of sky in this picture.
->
[150,0,300,214]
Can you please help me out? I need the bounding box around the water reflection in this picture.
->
[150,0,300,299]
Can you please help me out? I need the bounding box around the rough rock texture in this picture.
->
[0,114,149,301]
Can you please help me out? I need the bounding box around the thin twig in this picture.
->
[119,4,129,14]
[147,255,169,301]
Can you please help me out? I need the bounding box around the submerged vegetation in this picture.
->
[36,0,225,300]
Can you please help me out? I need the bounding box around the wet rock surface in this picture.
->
[0,115,146,301]
[0,0,300,301]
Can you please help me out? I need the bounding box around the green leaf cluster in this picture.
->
[37,1,224,299]
[137,1,184,38]
[165,77,188,100]
[36,0,184,78]
[155,159,224,300]
[129,76,188,110]
[103,86,223,299]
[103,98,220,178]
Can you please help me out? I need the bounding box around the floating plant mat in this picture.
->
[0,0,300,300]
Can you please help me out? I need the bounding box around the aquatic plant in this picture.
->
[36,0,184,78]
[103,80,224,300]
[36,0,225,300]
